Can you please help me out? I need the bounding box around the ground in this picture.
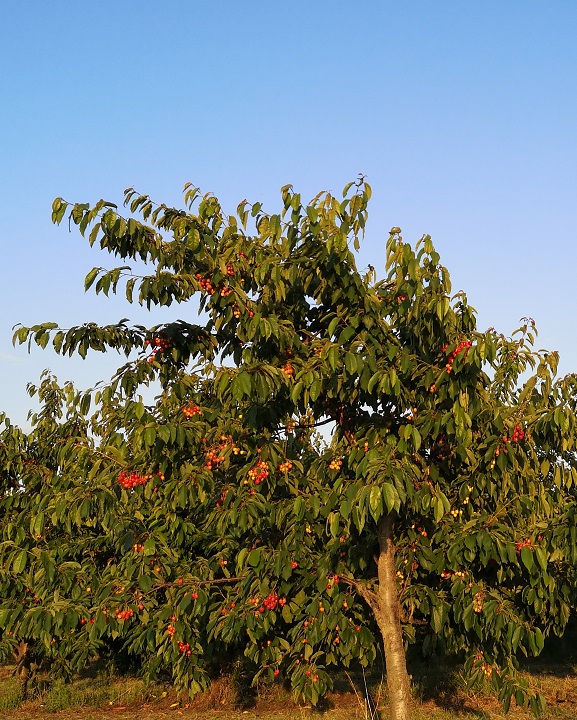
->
[1,660,576,719]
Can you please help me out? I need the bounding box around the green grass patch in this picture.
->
[40,676,151,711]
[0,674,21,711]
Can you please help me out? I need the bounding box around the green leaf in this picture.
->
[12,549,28,574]
[84,267,101,291]
[431,603,445,634]
[37,331,49,349]
[13,326,30,345]
[306,207,318,223]
[52,197,68,224]
[88,223,101,247]
[534,547,547,571]
[144,427,156,447]
[309,379,322,402]
[248,549,261,567]
[291,382,304,404]
[31,512,45,537]
[512,625,522,652]
[520,545,534,572]
[436,297,449,321]
[382,483,398,512]
[369,486,382,521]
[344,352,358,374]
[231,374,246,401]
[143,538,156,556]
[433,497,444,524]
[236,547,248,571]
[328,346,340,370]
[367,372,380,393]
[327,317,339,337]
[293,496,304,520]
[138,574,153,592]
[237,371,251,397]
[329,512,340,538]
[534,627,544,653]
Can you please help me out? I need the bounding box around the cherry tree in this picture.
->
[5,178,577,718]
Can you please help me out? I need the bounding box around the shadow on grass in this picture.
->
[331,659,485,718]
[408,656,489,717]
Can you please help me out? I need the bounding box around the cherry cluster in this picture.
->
[178,641,192,655]
[202,435,242,471]
[432,432,453,462]
[118,470,164,489]
[474,653,493,678]
[440,569,467,580]
[328,458,342,471]
[23,588,41,605]
[118,471,147,489]
[473,591,484,613]
[263,593,280,611]
[205,448,224,471]
[145,335,172,363]
[516,537,533,555]
[442,339,472,373]
[115,608,134,621]
[278,460,293,473]
[182,403,201,418]
[248,460,270,485]
[282,362,294,376]
[249,594,286,614]
[195,273,215,295]
[509,424,525,443]
[494,424,526,462]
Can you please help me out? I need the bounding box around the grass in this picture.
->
[1,659,576,720]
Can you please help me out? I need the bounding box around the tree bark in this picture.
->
[376,512,412,720]
[12,640,31,700]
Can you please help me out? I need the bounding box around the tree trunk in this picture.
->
[376,512,412,720]
[12,640,31,700]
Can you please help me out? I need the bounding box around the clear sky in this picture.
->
[1,1,576,428]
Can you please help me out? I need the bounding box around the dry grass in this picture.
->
[0,660,576,720]
[409,658,577,719]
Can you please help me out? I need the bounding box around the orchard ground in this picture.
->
[1,659,577,720]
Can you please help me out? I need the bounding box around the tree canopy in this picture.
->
[3,178,577,719]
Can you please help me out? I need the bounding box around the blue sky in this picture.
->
[1,1,576,428]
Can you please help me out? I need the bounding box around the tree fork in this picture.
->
[376,512,412,720]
